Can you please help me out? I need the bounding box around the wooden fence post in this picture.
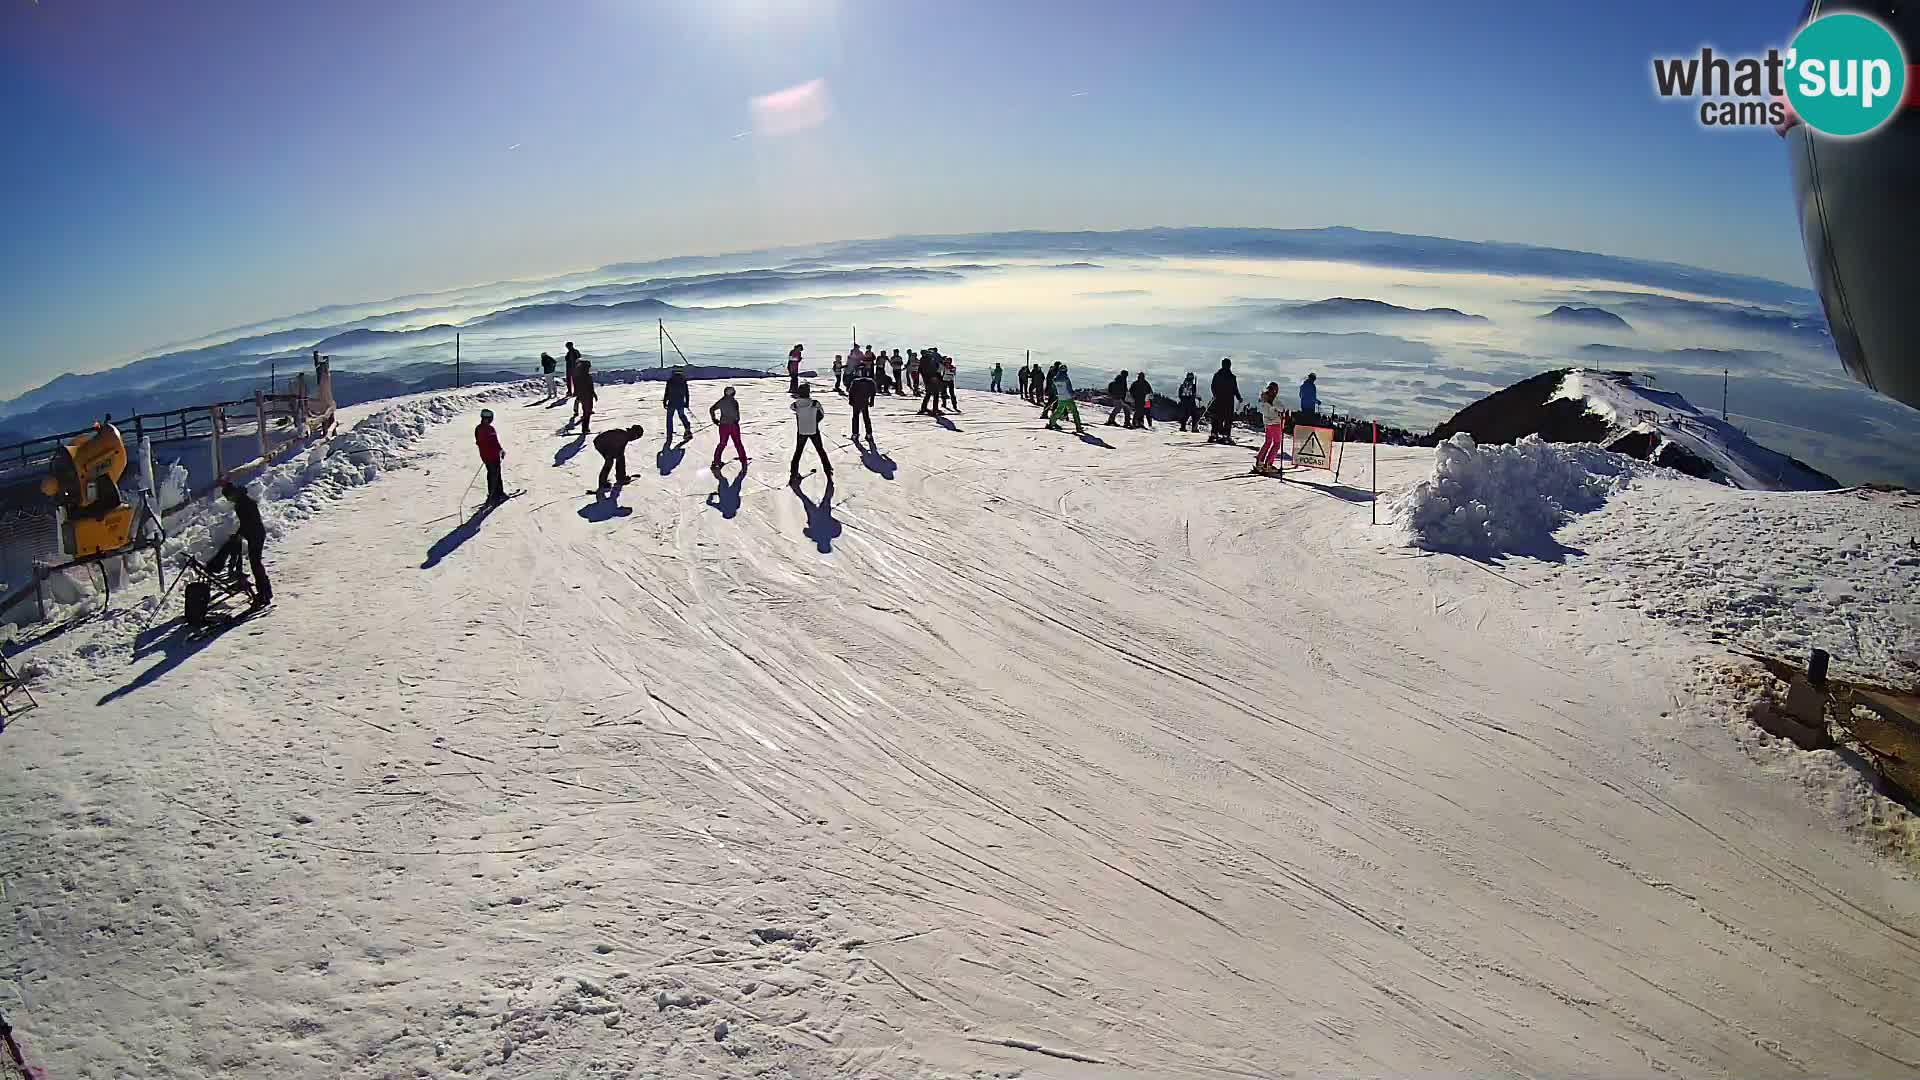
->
[211,405,225,484]
[255,390,269,466]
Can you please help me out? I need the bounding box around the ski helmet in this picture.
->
[480,408,494,422]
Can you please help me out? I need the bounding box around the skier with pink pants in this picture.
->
[1254,383,1288,475]
[710,387,748,468]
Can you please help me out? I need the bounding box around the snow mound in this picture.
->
[1552,370,1836,491]
[1392,433,1637,558]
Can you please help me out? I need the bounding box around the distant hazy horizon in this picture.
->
[9,222,1818,399]
[6,226,1912,491]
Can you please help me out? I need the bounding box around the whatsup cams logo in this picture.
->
[1653,11,1908,136]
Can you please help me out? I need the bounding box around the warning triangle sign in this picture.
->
[1294,426,1333,469]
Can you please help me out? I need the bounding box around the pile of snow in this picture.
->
[1552,369,1836,491]
[1390,433,1637,558]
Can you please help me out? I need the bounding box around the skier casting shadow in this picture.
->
[707,464,746,519]
[579,486,633,522]
[553,434,586,466]
[421,503,499,569]
[858,440,896,480]
[794,478,841,553]
[656,435,686,476]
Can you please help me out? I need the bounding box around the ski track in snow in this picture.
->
[3,380,1918,1079]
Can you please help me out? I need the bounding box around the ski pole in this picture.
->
[458,464,481,517]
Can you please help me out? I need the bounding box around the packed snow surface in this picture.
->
[3,380,1917,1079]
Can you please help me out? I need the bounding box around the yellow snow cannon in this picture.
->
[40,421,134,557]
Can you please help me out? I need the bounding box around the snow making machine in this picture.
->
[42,420,136,557]
[23,420,166,617]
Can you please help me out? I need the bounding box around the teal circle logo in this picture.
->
[1786,12,1907,137]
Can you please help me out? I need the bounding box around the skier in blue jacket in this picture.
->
[1299,372,1320,419]
[663,365,693,442]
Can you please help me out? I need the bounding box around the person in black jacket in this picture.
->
[206,481,271,604]
[663,366,693,442]
[848,358,878,443]
[1209,357,1241,444]
[575,360,597,433]
[1106,371,1130,426]
[539,352,558,398]
[1129,372,1152,429]
[593,424,646,489]
[916,350,944,417]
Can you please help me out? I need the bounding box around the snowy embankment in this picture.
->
[1389,431,1919,687]
[3,380,1917,1079]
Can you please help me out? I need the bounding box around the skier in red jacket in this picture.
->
[475,408,507,505]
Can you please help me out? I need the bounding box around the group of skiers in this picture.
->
[826,344,961,417]
[538,341,596,432]
[471,347,1334,515]
[205,343,1325,616]
[1015,357,1326,475]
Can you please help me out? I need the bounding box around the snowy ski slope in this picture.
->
[2,379,1916,1079]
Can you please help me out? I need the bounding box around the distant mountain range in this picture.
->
[1284,297,1488,322]
[1540,305,1633,330]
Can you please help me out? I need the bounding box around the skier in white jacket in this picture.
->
[789,383,833,484]
[1254,382,1289,474]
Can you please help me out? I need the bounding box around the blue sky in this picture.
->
[0,0,1811,398]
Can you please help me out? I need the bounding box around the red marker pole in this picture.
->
[1371,420,1379,525]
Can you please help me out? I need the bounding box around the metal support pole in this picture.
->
[455,333,461,388]
[1371,420,1379,525]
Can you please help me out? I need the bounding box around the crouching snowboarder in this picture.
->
[594,424,646,489]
